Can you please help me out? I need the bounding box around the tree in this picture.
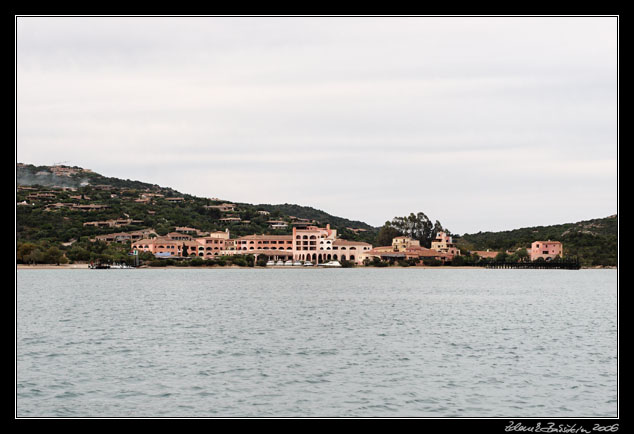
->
[17,242,38,263]
[507,253,519,263]
[516,248,529,262]
[386,212,448,248]
[375,224,402,247]
[451,255,466,266]
[494,252,508,262]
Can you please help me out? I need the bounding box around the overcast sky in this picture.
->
[16,16,618,233]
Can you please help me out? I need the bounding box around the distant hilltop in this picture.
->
[16,163,163,191]
[16,162,377,240]
[17,163,93,188]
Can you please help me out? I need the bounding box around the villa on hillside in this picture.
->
[267,220,289,229]
[205,203,236,212]
[530,240,563,261]
[83,218,143,228]
[430,231,460,259]
[359,236,449,264]
[95,229,157,243]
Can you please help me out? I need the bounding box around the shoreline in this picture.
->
[17,264,616,270]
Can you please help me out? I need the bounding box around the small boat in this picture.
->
[266,260,275,266]
[284,260,294,266]
[303,261,313,266]
[89,263,110,269]
[319,261,342,267]
[292,261,303,266]
[275,260,285,266]
[110,263,133,269]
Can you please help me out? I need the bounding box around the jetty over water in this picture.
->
[485,260,581,270]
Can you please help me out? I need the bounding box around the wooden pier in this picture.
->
[485,260,581,270]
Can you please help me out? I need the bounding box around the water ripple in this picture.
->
[17,269,618,417]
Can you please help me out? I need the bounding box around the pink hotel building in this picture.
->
[530,240,563,261]
[132,224,372,264]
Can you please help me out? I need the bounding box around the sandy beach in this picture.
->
[17,264,91,269]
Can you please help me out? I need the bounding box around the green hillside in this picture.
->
[16,163,616,267]
[16,164,378,247]
[455,215,618,266]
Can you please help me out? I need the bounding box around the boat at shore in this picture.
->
[318,260,342,268]
[89,263,110,269]
[110,263,134,269]
[89,262,134,269]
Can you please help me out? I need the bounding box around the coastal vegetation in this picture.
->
[454,215,617,267]
[16,164,617,267]
[382,212,449,248]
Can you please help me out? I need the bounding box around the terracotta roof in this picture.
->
[369,246,395,252]
[96,232,131,239]
[333,239,372,247]
[132,237,180,245]
[405,247,446,257]
[167,232,191,238]
[471,250,499,259]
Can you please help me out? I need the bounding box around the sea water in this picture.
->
[16,268,618,417]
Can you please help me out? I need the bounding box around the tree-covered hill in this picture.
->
[454,215,618,266]
[16,163,617,267]
[16,163,378,246]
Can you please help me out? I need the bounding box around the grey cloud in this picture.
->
[16,16,617,233]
